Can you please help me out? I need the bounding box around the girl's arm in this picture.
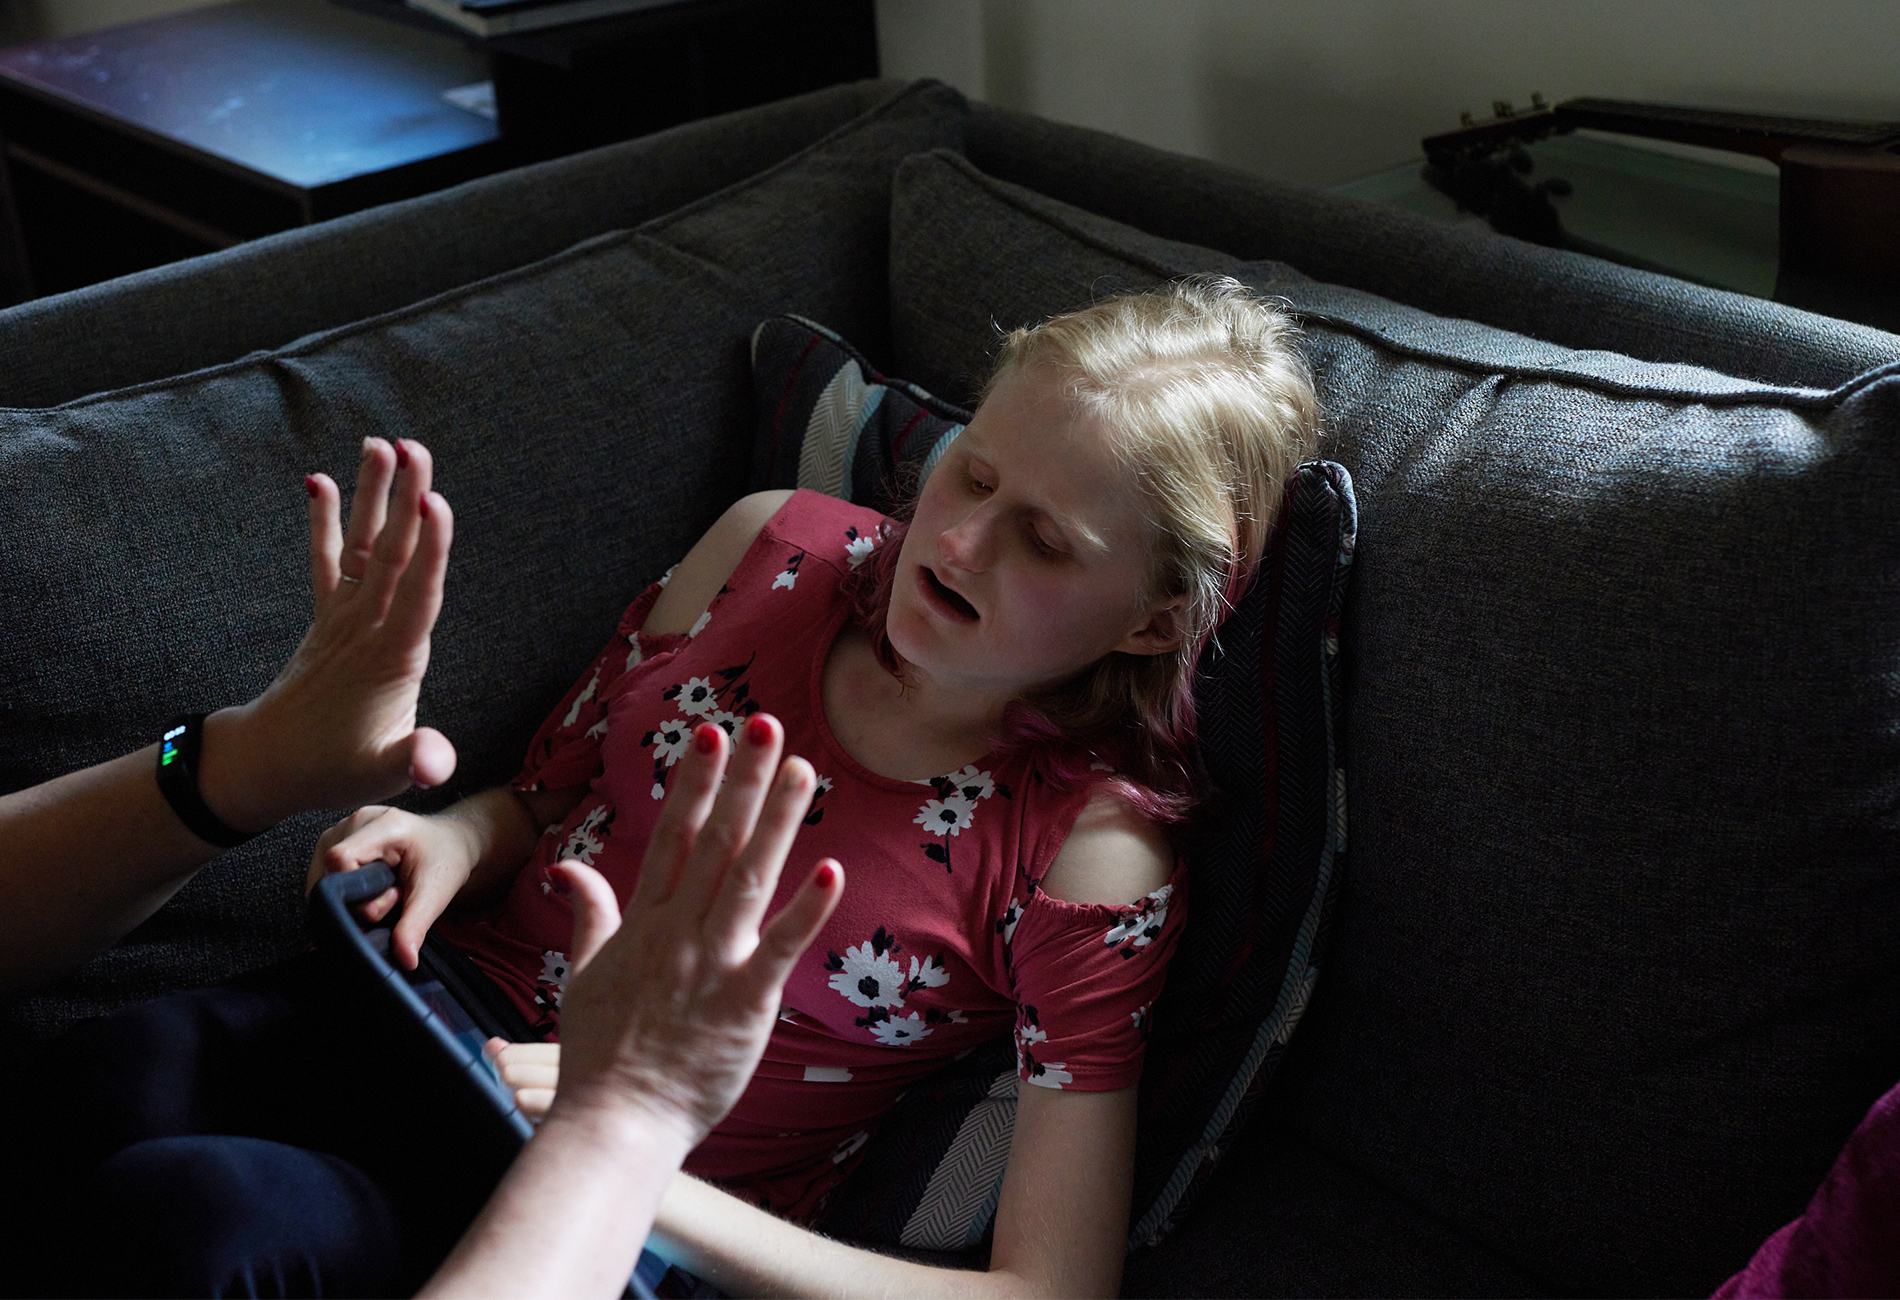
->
[651,1085,1134,1299]
[306,782,586,970]
[645,788,1169,1299]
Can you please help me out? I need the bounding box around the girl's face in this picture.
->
[887,365,1182,707]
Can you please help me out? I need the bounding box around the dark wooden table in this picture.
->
[0,0,506,301]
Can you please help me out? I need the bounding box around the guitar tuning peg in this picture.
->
[1531,91,1547,110]
[1460,110,1475,128]
[1493,100,1515,119]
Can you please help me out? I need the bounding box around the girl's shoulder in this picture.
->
[761,489,894,573]
[1039,783,1175,906]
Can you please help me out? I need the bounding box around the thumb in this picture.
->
[401,727,458,790]
[550,860,622,972]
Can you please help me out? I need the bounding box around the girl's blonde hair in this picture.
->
[858,275,1320,816]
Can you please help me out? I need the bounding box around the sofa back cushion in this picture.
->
[886,148,1900,1296]
[0,82,965,1035]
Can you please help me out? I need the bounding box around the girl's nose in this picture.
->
[939,504,994,571]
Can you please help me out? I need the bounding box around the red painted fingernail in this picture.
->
[745,714,773,746]
[549,869,571,896]
[418,494,430,519]
[816,862,838,888]
[693,723,721,754]
[303,474,319,499]
[395,440,410,469]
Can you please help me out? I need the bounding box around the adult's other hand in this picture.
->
[200,437,456,835]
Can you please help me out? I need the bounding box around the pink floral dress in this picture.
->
[439,490,1184,1220]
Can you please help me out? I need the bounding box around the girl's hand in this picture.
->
[306,804,479,969]
[199,437,456,835]
[548,714,844,1151]
[488,1040,560,1122]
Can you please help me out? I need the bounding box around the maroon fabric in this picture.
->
[1716,1081,1900,1299]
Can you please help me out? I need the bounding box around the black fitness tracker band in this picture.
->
[156,713,256,848]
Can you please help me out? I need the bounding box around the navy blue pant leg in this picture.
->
[68,1135,400,1298]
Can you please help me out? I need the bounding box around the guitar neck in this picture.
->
[1553,98,1900,160]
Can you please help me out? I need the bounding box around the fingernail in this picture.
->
[817,862,838,888]
[418,493,430,520]
[304,474,319,499]
[395,440,410,469]
[549,870,571,896]
[745,714,773,746]
[408,763,433,789]
[693,723,721,754]
[361,437,374,460]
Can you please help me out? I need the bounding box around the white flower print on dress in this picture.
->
[804,774,834,827]
[1104,882,1173,956]
[914,767,1004,873]
[689,610,711,638]
[707,708,743,739]
[773,550,805,591]
[914,793,977,837]
[560,668,600,729]
[644,717,693,799]
[647,718,692,766]
[831,1130,870,1164]
[869,1012,931,1046]
[843,526,876,569]
[625,634,645,672]
[825,929,963,1046]
[560,804,613,865]
[996,898,1024,945]
[906,953,950,992]
[675,677,718,718]
[538,950,571,1006]
[826,929,907,1009]
[583,716,608,742]
[657,565,675,588]
[1015,1006,1071,1089]
[942,765,996,802]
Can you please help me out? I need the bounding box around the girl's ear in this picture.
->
[1115,596,1186,658]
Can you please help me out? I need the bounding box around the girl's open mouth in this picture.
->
[921,566,979,622]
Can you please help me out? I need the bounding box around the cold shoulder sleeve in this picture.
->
[513,580,689,793]
[1005,862,1186,1092]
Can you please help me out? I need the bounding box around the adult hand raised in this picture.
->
[550,711,843,1148]
[198,437,456,835]
[421,712,842,1299]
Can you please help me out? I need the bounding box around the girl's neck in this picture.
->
[822,625,1003,781]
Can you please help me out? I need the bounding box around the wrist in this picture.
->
[540,1087,698,1173]
[193,704,285,836]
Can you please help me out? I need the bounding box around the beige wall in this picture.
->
[876,0,1900,188]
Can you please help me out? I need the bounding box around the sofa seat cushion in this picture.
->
[1120,1117,1560,1299]
[885,147,1900,1295]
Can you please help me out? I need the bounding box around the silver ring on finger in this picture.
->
[339,574,365,585]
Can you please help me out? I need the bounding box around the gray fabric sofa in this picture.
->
[3,78,1897,1298]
